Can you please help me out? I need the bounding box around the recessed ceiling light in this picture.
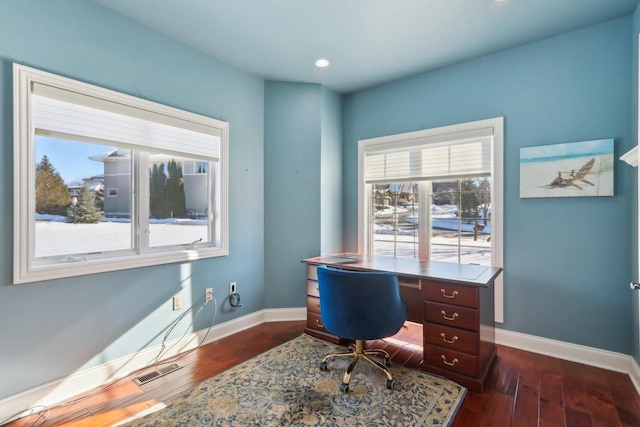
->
[315,58,330,68]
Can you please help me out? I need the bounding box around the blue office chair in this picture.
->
[316,265,407,392]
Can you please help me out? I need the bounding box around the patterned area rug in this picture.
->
[120,334,466,426]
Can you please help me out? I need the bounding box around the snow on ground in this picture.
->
[372,204,492,265]
[374,204,491,235]
[35,215,206,257]
[35,204,491,262]
[35,213,206,225]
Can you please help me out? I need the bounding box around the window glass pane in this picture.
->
[460,191,481,221]
[34,136,132,257]
[148,155,210,248]
[428,177,491,264]
[371,182,419,259]
[431,180,460,263]
[395,242,419,259]
[430,244,459,263]
[461,221,491,265]
[195,161,208,174]
[460,246,492,265]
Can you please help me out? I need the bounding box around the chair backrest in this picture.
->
[316,265,407,341]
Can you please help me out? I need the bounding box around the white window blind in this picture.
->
[364,131,493,183]
[32,83,221,161]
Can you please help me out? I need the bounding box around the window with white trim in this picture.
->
[13,64,229,284]
[358,118,504,321]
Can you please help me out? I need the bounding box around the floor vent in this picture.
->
[134,363,182,385]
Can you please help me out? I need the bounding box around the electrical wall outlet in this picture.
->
[172,295,183,310]
[205,288,213,303]
[229,282,237,295]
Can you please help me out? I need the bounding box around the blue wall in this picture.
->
[343,17,635,354]
[321,87,344,254]
[264,82,322,308]
[0,1,265,399]
[263,82,342,308]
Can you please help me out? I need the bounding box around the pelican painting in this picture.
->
[520,139,614,198]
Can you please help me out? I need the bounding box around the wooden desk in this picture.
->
[302,253,502,393]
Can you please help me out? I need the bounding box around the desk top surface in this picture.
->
[302,253,502,287]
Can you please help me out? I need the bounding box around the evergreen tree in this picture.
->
[67,185,103,223]
[149,163,168,218]
[460,180,480,221]
[148,160,188,219]
[166,160,187,218]
[475,178,491,226]
[36,155,70,216]
[94,186,104,211]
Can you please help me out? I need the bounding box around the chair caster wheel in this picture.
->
[386,379,395,390]
[319,362,329,371]
[340,382,350,393]
[384,357,392,367]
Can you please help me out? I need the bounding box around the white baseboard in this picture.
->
[630,355,640,396]
[263,307,308,323]
[0,308,307,424]
[496,328,640,395]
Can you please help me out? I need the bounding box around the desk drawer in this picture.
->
[307,280,320,297]
[424,345,479,378]
[307,265,318,281]
[307,311,329,333]
[424,301,478,331]
[424,281,478,308]
[424,323,478,354]
[307,296,321,314]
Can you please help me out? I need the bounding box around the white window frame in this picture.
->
[358,117,504,322]
[13,64,229,284]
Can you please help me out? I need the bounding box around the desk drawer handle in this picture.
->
[440,333,459,344]
[315,320,324,329]
[316,302,321,310]
[441,289,459,299]
[440,310,458,321]
[441,355,459,366]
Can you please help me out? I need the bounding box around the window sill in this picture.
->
[14,246,228,284]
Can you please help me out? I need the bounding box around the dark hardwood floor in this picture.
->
[4,321,640,426]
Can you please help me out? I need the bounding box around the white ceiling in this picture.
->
[94,0,639,94]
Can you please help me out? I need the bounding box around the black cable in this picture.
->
[0,405,48,427]
[150,296,206,364]
[150,294,217,368]
[229,292,242,307]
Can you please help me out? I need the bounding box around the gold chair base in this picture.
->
[320,339,394,392]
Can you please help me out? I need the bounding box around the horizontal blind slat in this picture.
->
[33,94,220,160]
[365,137,491,182]
[33,82,221,137]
